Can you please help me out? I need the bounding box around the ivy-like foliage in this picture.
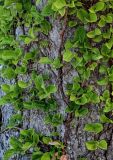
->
[4,128,63,160]
[0,0,113,159]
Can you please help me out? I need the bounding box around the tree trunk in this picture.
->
[0,0,113,160]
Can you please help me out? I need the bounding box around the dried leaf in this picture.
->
[60,155,69,160]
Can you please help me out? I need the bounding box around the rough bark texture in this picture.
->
[0,1,113,160]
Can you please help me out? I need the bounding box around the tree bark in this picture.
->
[0,1,113,160]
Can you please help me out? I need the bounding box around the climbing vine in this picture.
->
[0,0,113,159]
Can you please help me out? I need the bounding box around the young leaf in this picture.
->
[18,81,28,88]
[2,67,15,79]
[22,142,33,151]
[98,19,105,27]
[8,114,22,128]
[3,149,15,160]
[75,108,88,118]
[89,13,97,22]
[97,78,108,86]
[63,50,74,62]
[84,123,103,133]
[42,137,52,145]
[75,94,88,105]
[86,141,98,150]
[98,140,107,150]
[58,8,66,16]
[46,85,57,94]
[52,0,66,11]
[41,152,50,160]
[42,3,54,16]
[102,90,109,101]
[1,84,10,93]
[32,151,43,160]
[0,97,7,106]
[0,50,21,61]
[95,2,105,12]
[77,9,88,22]
[10,137,22,149]
[52,58,62,69]
[100,114,113,123]
[34,75,46,91]
[39,57,52,64]
[103,101,113,113]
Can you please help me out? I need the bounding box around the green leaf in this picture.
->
[24,52,35,61]
[94,34,102,42]
[65,40,73,49]
[109,73,113,81]
[100,114,113,123]
[32,132,39,145]
[84,123,103,133]
[23,102,39,110]
[87,28,101,38]
[75,108,88,117]
[97,78,108,86]
[46,85,57,94]
[98,19,105,27]
[106,15,112,23]
[86,140,107,151]
[105,37,113,49]
[75,26,86,44]
[20,129,33,136]
[24,37,32,44]
[10,137,22,149]
[0,49,21,61]
[95,2,105,12]
[95,28,101,35]
[15,66,27,74]
[18,81,28,88]
[88,91,100,103]
[89,2,105,13]
[92,54,102,61]
[39,57,52,64]
[32,151,43,160]
[102,90,110,100]
[86,141,98,150]
[58,8,66,16]
[75,94,88,105]
[52,58,62,69]
[3,149,15,160]
[8,114,22,128]
[41,152,50,160]
[42,137,52,145]
[103,100,113,112]
[0,97,7,106]
[2,67,15,79]
[68,21,77,27]
[98,140,107,150]
[1,84,10,93]
[63,50,74,62]
[52,0,66,11]
[22,142,32,151]
[89,13,97,22]
[87,31,95,38]
[77,9,88,22]
[45,114,63,126]
[99,65,107,73]
[34,75,46,91]
[42,3,54,16]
